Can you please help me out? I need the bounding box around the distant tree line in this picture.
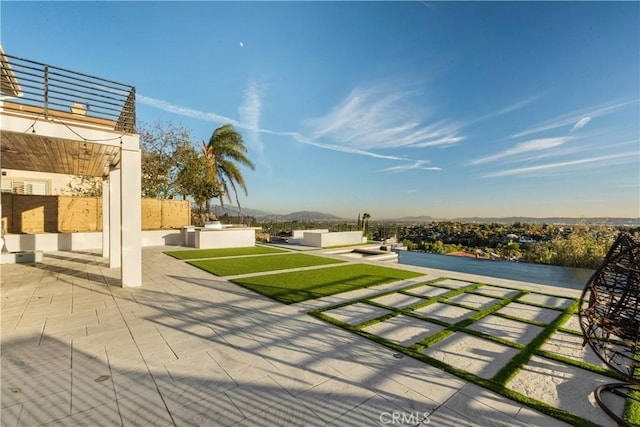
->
[384,221,637,269]
[253,218,638,270]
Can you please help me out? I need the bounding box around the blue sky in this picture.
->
[2,2,639,219]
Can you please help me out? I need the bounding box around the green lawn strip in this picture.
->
[401,282,465,299]
[230,263,423,304]
[491,299,580,385]
[625,387,640,427]
[353,311,402,330]
[165,246,287,260]
[308,308,599,427]
[507,298,571,312]
[625,361,640,426]
[491,312,549,328]
[189,253,344,276]
[557,326,582,334]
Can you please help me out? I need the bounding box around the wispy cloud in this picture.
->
[511,99,637,139]
[379,160,442,173]
[138,94,237,125]
[483,152,636,178]
[469,94,543,125]
[238,79,270,174]
[306,83,463,150]
[139,90,442,170]
[570,117,591,132]
[471,137,572,165]
[270,129,415,161]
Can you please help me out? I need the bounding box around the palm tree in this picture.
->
[202,123,255,211]
[362,212,371,234]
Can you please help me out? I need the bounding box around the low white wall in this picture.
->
[4,232,103,252]
[141,230,183,247]
[301,230,363,248]
[195,227,258,249]
[4,230,185,252]
[292,229,329,239]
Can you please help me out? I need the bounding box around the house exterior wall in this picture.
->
[0,169,77,195]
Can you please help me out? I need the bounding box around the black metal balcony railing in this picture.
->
[1,53,136,134]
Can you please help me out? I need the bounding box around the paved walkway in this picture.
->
[0,246,619,426]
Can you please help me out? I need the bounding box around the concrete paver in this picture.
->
[362,314,444,346]
[0,246,625,426]
[423,333,520,379]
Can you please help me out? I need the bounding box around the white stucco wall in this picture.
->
[291,229,329,239]
[5,230,182,252]
[4,232,103,252]
[301,230,363,248]
[0,169,78,195]
[4,227,261,252]
[141,230,184,247]
[195,228,258,249]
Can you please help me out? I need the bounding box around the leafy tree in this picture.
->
[59,175,102,197]
[139,121,193,199]
[500,242,521,260]
[175,146,221,213]
[203,124,255,209]
[521,241,554,265]
[402,239,416,251]
[549,223,616,268]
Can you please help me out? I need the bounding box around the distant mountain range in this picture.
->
[213,206,343,221]
[212,205,639,226]
[450,217,639,226]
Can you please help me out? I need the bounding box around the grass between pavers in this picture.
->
[624,363,640,426]
[164,245,287,260]
[231,264,423,304]
[625,385,640,426]
[188,253,344,276]
[309,279,618,427]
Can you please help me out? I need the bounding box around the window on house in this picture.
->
[0,179,12,193]
[23,181,48,195]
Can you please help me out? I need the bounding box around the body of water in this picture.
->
[396,250,595,290]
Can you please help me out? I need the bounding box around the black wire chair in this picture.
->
[579,232,640,427]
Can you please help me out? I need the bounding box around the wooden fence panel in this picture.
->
[1,194,190,233]
[161,199,191,229]
[141,199,162,230]
[58,196,101,232]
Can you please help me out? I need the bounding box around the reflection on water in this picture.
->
[396,250,595,290]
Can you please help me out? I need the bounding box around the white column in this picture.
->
[102,177,110,258]
[120,148,142,287]
[109,168,121,268]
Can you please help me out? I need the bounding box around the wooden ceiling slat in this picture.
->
[1,131,120,177]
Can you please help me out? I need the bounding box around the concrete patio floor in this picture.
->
[0,246,622,426]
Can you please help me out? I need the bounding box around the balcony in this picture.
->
[0,46,137,177]
[1,52,135,134]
